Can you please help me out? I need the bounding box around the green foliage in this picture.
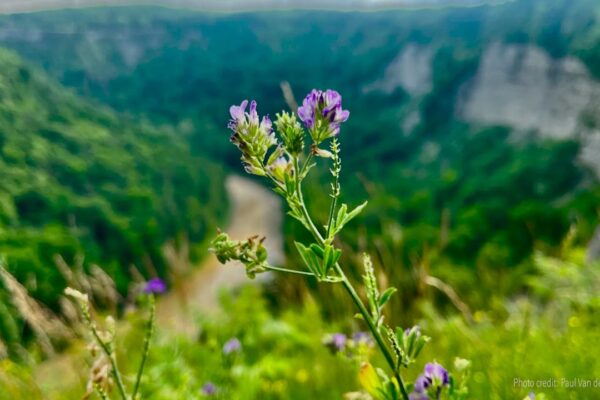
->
[0,49,227,330]
[0,1,598,274]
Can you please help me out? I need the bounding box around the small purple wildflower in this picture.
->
[143,277,166,294]
[324,333,347,353]
[223,337,242,355]
[410,362,449,400]
[424,362,449,387]
[227,99,276,175]
[297,89,349,142]
[201,382,217,396]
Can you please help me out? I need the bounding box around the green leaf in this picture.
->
[345,201,368,224]
[378,287,397,308]
[322,245,341,274]
[309,243,324,258]
[295,242,321,276]
[332,201,368,235]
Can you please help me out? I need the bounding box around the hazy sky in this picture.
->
[0,0,510,14]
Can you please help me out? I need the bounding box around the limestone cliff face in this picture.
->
[368,41,600,178]
[457,42,600,177]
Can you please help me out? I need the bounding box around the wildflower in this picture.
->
[409,362,450,400]
[424,362,449,387]
[143,277,166,294]
[223,337,242,355]
[454,357,471,372]
[201,382,217,396]
[324,332,347,352]
[267,156,293,182]
[228,100,277,176]
[297,89,349,144]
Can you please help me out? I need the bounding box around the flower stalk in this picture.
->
[213,89,465,400]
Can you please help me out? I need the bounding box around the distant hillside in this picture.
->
[0,48,227,314]
[0,0,598,276]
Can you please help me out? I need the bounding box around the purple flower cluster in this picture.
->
[222,337,242,355]
[228,100,276,175]
[410,362,450,400]
[324,331,374,354]
[143,277,166,294]
[297,89,349,142]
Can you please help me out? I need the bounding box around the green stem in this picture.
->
[290,178,410,400]
[88,320,129,400]
[336,266,410,400]
[132,295,155,399]
[325,191,338,239]
[265,265,315,276]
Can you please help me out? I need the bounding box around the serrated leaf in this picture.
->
[378,287,397,309]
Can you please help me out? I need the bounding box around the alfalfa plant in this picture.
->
[211,90,470,400]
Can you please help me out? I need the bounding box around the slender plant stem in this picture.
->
[132,295,156,399]
[325,140,340,239]
[291,179,410,400]
[265,265,315,276]
[336,266,410,400]
[87,320,129,400]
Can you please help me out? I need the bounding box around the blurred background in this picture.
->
[0,0,599,398]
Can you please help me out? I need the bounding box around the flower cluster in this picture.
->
[144,277,166,294]
[223,337,242,355]
[226,89,349,184]
[323,331,374,357]
[297,89,349,144]
[410,362,450,400]
[210,232,269,279]
[228,100,277,176]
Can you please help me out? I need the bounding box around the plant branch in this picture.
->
[132,294,156,399]
[86,317,129,400]
[289,166,410,400]
[265,265,315,276]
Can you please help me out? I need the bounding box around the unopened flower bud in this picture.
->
[274,111,304,155]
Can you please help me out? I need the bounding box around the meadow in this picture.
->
[0,0,599,398]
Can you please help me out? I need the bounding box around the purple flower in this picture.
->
[410,362,449,400]
[424,362,449,387]
[227,100,276,174]
[297,89,349,142]
[324,333,347,352]
[223,337,241,355]
[297,89,319,129]
[201,382,217,396]
[143,277,166,294]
